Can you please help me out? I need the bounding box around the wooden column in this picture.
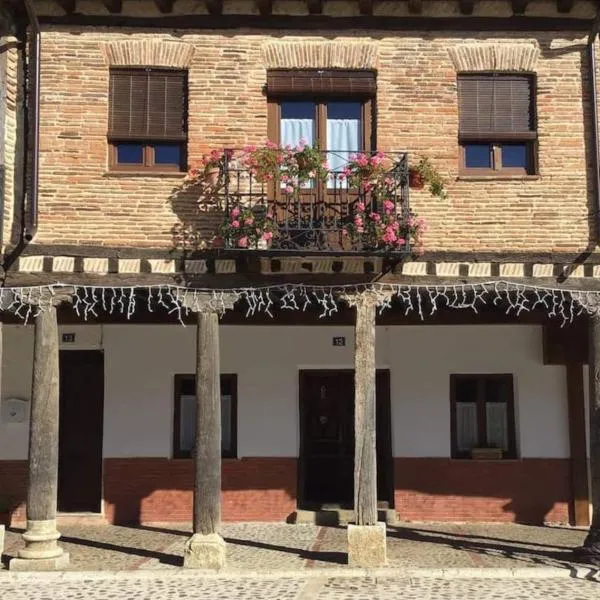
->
[353,294,378,526]
[183,292,236,569]
[566,362,590,527]
[193,311,222,536]
[580,312,600,561]
[10,297,70,570]
[345,290,389,568]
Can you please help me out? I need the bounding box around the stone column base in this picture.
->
[183,533,226,569]
[10,553,70,571]
[347,522,387,567]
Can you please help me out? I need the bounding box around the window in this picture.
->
[173,374,237,459]
[458,74,537,175]
[267,70,375,181]
[450,374,517,459]
[108,68,187,171]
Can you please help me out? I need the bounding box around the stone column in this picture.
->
[10,292,72,571]
[183,292,236,570]
[578,312,600,562]
[344,290,389,568]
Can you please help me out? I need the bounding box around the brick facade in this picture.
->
[0,456,571,525]
[14,5,591,254]
[394,458,571,523]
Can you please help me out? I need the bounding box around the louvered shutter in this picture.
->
[458,74,535,141]
[108,68,187,141]
[267,70,376,96]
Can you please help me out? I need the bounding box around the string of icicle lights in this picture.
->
[3,281,600,326]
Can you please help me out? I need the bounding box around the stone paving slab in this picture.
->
[0,574,599,600]
[1,521,596,573]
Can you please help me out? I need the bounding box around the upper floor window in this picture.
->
[458,74,537,175]
[450,374,517,459]
[267,70,375,179]
[108,68,187,172]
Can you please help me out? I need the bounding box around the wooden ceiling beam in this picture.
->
[511,0,528,14]
[458,0,475,15]
[407,0,422,14]
[306,0,324,14]
[358,0,374,16]
[557,0,574,12]
[102,0,122,13]
[154,0,174,13]
[256,0,272,16]
[56,0,76,14]
[206,0,223,15]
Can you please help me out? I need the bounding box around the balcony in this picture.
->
[186,148,418,256]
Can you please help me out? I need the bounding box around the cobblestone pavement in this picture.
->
[0,574,599,600]
[1,522,595,572]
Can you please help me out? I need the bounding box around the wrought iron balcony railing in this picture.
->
[212,149,411,255]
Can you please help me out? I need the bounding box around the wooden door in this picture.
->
[58,351,104,513]
[299,370,393,508]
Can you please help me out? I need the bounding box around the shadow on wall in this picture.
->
[102,457,298,525]
[393,458,572,525]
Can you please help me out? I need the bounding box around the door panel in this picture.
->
[299,370,393,509]
[58,351,104,513]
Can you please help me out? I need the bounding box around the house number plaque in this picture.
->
[332,336,346,346]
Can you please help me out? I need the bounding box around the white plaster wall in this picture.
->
[0,323,569,461]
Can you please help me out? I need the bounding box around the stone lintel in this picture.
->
[183,533,226,570]
[347,522,387,567]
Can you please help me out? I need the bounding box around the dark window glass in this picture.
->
[280,100,316,120]
[501,144,528,169]
[327,101,362,120]
[154,144,182,165]
[464,144,491,168]
[116,143,144,164]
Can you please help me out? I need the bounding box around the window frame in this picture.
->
[172,373,238,459]
[108,67,188,173]
[458,72,538,176]
[450,373,517,459]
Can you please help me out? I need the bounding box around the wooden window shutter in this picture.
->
[267,69,376,96]
[458,74,535,141]
[108,68,187,141]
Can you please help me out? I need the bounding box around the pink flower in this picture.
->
[354,216,363,226]
[237,236,248,248]
[370,212,381,222]
[357,226,364,233]
[245,217,254,225]
[262,231,273,241]
[383,200,395,214]
[308,171,316,178]
[284,185,294,194]
[231,220,240,228]
[281,174,290,182]
[231,207,240,218]
[356,202,365,212]
[342,228,349,236]
[396,238,406,246]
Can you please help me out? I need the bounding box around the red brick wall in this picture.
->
[394,458,571,524]
[103,457,298,524]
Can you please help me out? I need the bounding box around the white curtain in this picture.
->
[280,119,314,148]
[327,118,360,188]
[456,402,478,452]
[179,394,232,453]
[486,403,508,451]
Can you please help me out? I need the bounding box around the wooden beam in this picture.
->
[37,14,595,32]
[154,0,174,13]
[566,363,591,527]
[206,0,223,15]
[255,0,272,16]
[56,0,76,14]
[407,0,422,14]
[557,0,575,13]
[357,0,373,16]
[511,0,528,15]
[458,0,475,15]
[102,0,122,13]
[306,0,324,15]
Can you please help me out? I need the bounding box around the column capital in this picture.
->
[179,290,238,314]
[341,287,394,310]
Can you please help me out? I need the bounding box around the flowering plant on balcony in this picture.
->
[344,199,427,253]
[184,149,231,187]
[340,151,393,192]
[241,140,328,194]
[219,204,277,249]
